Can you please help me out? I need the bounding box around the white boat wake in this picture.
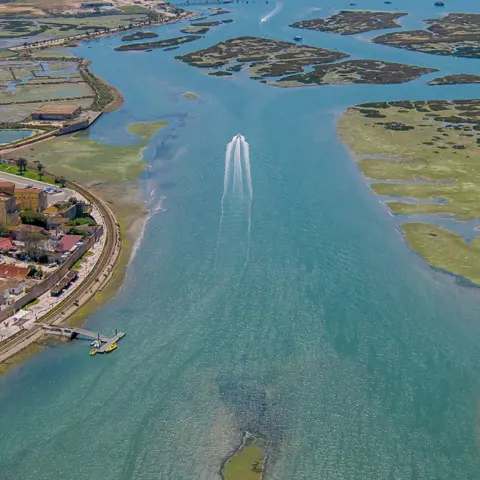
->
[214,134,253,279]
[261,0,283,23]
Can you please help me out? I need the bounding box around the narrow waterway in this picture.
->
[1,1,480,478]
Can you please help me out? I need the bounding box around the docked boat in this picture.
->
[105,342,118,353]
[90,340,101,348]
[89,349,97,356]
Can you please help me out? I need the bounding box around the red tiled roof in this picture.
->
[58,235,83,253]
[0,238,13,250]
[0,264,30,280]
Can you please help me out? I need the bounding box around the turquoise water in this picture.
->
[0,129,32,144]
[1,1,480,478]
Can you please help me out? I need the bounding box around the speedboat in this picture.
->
[105,342,118,353]
[89,349,97,356]
[293,36,303,42]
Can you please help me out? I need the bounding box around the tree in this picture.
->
[0,222,8,238]
[36,161,45,180]
[57,176,66,188]
[24,232,47,260]
[20,210,47,228]
[16,157,27,173]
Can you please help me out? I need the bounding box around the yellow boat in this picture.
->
[89,349,97,356]
[105,342,117,353]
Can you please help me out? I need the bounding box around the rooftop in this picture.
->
[0,181,15,188]
[10,224,47,233]
[33,105,81,115]
[0,238,13,250]
[58,234,83,253]
[0,264,30,280]
[15,188,43,194]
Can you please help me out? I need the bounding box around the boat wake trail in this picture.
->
[215,134,253,282]
[261,0,283,23]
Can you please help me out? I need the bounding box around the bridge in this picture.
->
[40,324,125,353]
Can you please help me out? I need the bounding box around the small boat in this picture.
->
[90,340,101,348]
[293,36,303,42]
[105,342,118,353]
[89,349,97,356]
[434,1,444,5]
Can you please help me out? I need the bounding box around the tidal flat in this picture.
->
[338,99,480,284]
[222,433,265,480]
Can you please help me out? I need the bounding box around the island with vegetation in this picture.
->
[338,98,480,285]
[373,13,480,59]
[222,432,265,480]
[115,35,202,52]
[176,36,436,86]
[121,31,158,42]
[275,59,435,86]
[428,74,480,85]
[290,10,407,35]
[181,19,233,34]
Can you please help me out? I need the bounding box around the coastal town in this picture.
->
[0,166,105,342]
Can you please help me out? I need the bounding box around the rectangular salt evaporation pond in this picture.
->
[0,129,32,144]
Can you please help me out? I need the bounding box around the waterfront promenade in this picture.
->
[0,180,121,364]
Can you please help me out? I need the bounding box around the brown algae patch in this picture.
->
[222,432,265,480]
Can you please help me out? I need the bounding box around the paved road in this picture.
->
[0,171,77,206]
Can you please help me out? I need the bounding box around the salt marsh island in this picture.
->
[115,35,202,52]
[339,99,480,285]
[373,13,480,58]
[176,36,435,86]
[290,10,407,35]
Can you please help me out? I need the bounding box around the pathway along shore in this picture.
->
[0,179,121,365]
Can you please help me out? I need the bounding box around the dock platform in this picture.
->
[97,332,126,354]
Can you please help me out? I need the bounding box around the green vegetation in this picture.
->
[0,49,18,58]
[428,74,480,86]
[339,99,480,285]
[339,99,480,219]
[79,66,113,111]
[222,434,265,480]
[0,163,56,185]
[403,223,480,285]
[121,31,158,41]
[13,121,168,185]
[114,35,201,52]
[67,217,96,227]
[373,13,480,59]
[21,210,47,228]
[24,298,39,309]
[291,10,407,35]
[177,36,433,86]
[72,251,93,270]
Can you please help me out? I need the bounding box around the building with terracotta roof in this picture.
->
[0,193,18,225]
[32,105,82,121]
[0,238,14,251]
[0,264,30,281]
[57,234,83,253]
[14,188,47,212]
[10,224,48,242]
[0,181,15,197]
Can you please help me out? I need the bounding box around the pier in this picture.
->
[41,324,125,353]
